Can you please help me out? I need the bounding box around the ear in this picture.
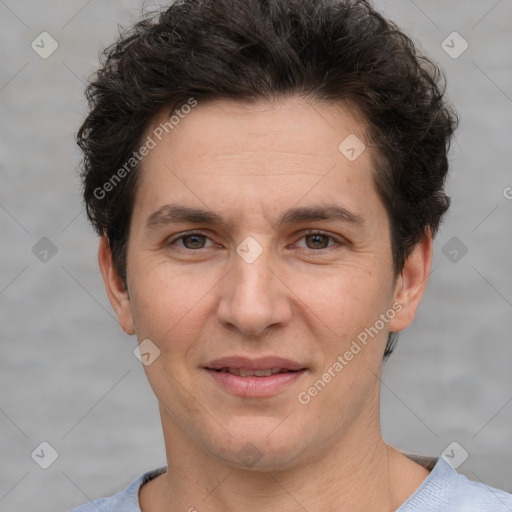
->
[388,229,433,333]
[98,235,135,335]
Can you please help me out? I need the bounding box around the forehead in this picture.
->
[145,96,369,167]
[132,96,382,229]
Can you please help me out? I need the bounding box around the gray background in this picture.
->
[1,0,511,510]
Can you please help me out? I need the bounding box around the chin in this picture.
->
[208,423,308,472]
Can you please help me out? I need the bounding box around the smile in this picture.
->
[212,368,298,377]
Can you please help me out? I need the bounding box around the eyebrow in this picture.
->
[145,203,365,231]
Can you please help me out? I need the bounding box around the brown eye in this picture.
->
[181,233,207,249]
[166,231,221,253]
[304,233,330,249]
[294,231,343,253]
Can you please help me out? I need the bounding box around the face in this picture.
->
[101,96,430,471]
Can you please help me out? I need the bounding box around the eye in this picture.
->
[295,231,341,251]
[168,231,216,250]
[167,230,343,253]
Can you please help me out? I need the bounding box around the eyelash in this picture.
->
[167,230,344,253]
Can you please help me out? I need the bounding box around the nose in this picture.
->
[216,243,292,337]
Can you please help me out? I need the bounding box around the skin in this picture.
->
[99,95,433,512]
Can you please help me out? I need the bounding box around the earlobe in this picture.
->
[97,235,135,335]
[388,229,433,333]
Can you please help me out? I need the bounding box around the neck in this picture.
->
[140,403,429,512]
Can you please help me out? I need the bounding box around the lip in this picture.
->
[205,356,305,371]
[203,356,307,398]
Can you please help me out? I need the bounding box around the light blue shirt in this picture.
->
[70,456,512,511]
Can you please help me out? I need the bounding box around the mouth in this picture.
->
[204,356,306,374]
[203,357,307,397]
[209,367,301,377]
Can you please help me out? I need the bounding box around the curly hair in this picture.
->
[77,0,458,357]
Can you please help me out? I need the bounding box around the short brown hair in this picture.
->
[77,0,458,357]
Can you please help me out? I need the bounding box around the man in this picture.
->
[72,0,512,510]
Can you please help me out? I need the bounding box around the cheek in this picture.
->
[296,264,392,338]
[128,260,216,349]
